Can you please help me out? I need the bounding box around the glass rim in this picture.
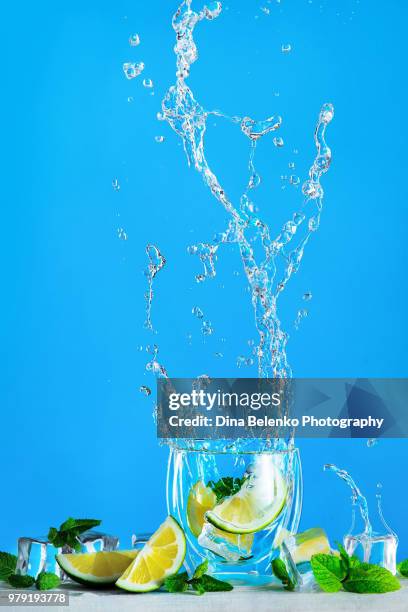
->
[167,440,299,455]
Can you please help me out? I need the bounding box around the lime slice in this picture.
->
[206,458,287,534]
[187,480,254,555]
[115,516,186,592]
[56,550,138,586]
[187,481,217,537]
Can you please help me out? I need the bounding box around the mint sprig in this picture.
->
[398,560,408,577]
[310,553,347,592]
[311,543,400,594]
[0,552,17,581]
[36,572,61,591]
[48,518,101,552]
[8,574,35,588]
[271,558,295,591]
[207,477,246,503]
[164,560,233,595]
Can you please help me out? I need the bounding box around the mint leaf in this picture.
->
[48,517,101,552]
[198,574,233,592]
[271,558,295,591]
[8,574,35,588]
[398,560,408,578]
[190,578,206,595]
[344,564,400,594]
[193,560,208,579]
[207,476,246,503]
[36,573,60,591]
[0,552,17,581]
[311,554,346,592]
[164,572,189,593]
[335,541,360,574]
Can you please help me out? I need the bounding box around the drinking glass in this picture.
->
[166,442,302,584]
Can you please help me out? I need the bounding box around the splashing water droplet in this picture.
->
[303,291,313,301]
[144,245,166,331]
[367,438,379,448]
[289,175,300,185]
[123,61,145,79]
[117,227,128,240]
[140,385,151,396]
[260,6,270,14]
[294,308,308,330]
[281,43,292,53]
[129,33,140,46]
[237,355,246,368]
[155,135,165,143]
[192,306,204,319]
[143,78,154,88]
[214,352,223,358]
[112,178,120,191]
[202,320,213,335]
[157,111,165,121]
[273,136,284,147]
[127,96,134,103]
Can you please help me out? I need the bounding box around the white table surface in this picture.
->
[1,581,408,612]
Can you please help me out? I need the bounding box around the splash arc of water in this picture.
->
[144,244,166,332]
[162,0,334,379]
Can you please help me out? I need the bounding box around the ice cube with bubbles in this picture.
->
[16,531,119,579]
[198,523,253,563]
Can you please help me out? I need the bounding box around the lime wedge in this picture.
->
[56,550,138,586]
[115,516,186,592]
[206,457,287,534]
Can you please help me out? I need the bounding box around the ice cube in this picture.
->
[16,531,119,579]
[198,523,253,562]
[280,527,330,564]
[275,527,330,591]
[131,533,152,549]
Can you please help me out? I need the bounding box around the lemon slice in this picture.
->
[206,457,287,534]
[115,516,186,592]
[187,480,254,555]
[56,550,138,586]
[187,481,217,537]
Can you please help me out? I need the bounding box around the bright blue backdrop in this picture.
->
[1,0,407,558]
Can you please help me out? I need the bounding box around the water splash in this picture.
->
[161,0,334,378]
[129,33,140,46]
[144,244,166,331]
[324,464,372,535]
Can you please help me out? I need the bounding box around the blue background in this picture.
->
[1,0,407,559]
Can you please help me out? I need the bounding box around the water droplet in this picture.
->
[129,33,140,46]
[192,306,204,319]
[123,61,145,79]
[195,273,205,283]
[137,345,144,351]
[214,352,223,358]
[117,227,128,240]
[273,136,284,147]
[367,438,378,448]
[157,111,165,121]
[303,291,313,301]
[127,96,134,103]
[202,320,213,335]
[294,308,308,330]
[143,78,154,88]
[289,175,300,185]
[140,385,151,396]
[237,355,246,368]
[112,178,120,191]
[288,161,295,169]
[155,135,165,143]
[260,6,270,14]
[281,43,292,53]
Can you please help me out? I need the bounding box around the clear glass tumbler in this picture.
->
[166,442,302,584]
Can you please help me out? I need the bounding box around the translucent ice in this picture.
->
[16,531,119,579]
[198,523,253,562]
